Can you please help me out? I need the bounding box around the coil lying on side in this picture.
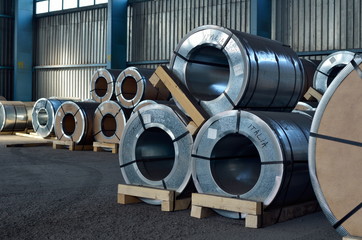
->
[309,55,362,237]
[313,51,355,94]
[54,101,99,144]
[119,104,193,205]
[115,67,170,109]
[93,101,127,144]
[90,69,122,103]
[169,25,304,115]
[0,101,34,133]
[192,110,315,218]
[32,98,75,138]
[300,59,321,98]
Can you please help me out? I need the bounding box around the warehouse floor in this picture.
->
[0,142,341,239]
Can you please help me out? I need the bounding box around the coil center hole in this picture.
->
[135,127,175,181]
[95,77,108,97]
[101,114,117,137]
[122,76,138,100]
[38,109,48,126]
[186,46,230,101]
[62,113,76,136]
[210,133,261,195]
[327,64,346,87]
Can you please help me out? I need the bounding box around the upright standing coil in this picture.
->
[119,104,194,205]
[93,101,127,144]
[115,67,170,109]
[313,51,355,94]
[169,25,304,115]
[309,55,362,237]
[32,98,75,138]
[54,101,99,144]
[0,101,34,133]
[192,110,315,218]
[90,69,123,103]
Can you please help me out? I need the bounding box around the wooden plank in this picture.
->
[149,66,209,128]
[262,201,320,227]
[117,194,142,204]
[53,140,92,151]
[190,205,215,219]
[245,214,262,228]
[118,184,173,202]
[192,193,262,215]
[93,142,119,154]
[174,198,191,211]
[304,87,323,101]
[343,236,362,240]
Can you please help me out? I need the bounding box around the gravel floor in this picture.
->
[0,145,341,240]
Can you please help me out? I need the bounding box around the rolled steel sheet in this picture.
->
[32,98,75,138]
[93,101,127,144]
[90,69,123,103]
[115,67,170,109]
[313,51,355,94]
[0,101,34,133]
[131,100,177,116]
[54,101,99,144]
[169,25,304,115]
[192,110,315,218]
[119,104,194,205]
[309,55,362,237]
[300,58,321,98]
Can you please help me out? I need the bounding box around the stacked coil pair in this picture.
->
[119,25,316,216]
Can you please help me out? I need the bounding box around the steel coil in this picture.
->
[192,110,315,218]
[313,51,355,94]
[90,69,123,103]
[294,101,317,111]
[115,67,170,109]
[119,104,193,205]
[169,25,304,115]
[0,101,34,133]
[300,58,321,98]
[309,55,362,237]
[32,98,75,138]
[54,101,99,144]
[93,101,127,144]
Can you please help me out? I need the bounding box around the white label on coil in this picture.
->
[143,114,151,124]
[207,128,217,139]
[233,63,244,76]
[329,57,336,64]
[58,112,61,116]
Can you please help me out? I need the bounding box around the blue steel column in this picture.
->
[107,0,128,69]
[13,0,33,101]
[250,0,271,38]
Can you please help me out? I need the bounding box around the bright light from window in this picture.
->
[49,0,62,11]
[79,0,94,7]
[95,0,108,4]
[36,1,49,14]
[64,0,77,9]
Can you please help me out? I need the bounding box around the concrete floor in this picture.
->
[0,140,341,239]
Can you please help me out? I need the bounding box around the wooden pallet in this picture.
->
[191,193,320,228]
[93,142,119,154]
[343,237,362,240]
[117,184,191,212]
[304,87,323,102]
[53,140,93,151]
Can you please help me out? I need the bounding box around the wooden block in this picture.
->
[174,198,191,211]
[149,66,209,127]
[186,121,199,136]
[262,201,320,227]
[117,193,142,204]
[245,214,261,228]
[93,142,119,154]
[192,193,262,215]
[118,184,173,202]
[304,87,323,101]
[343,236,362,240]
[190,205,215,219]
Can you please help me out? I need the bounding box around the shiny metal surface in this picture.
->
[192,110,314,218]
[93,101,126,144]
[294,101,316,111]
[90,69,122,103]
[119,104,193,205]
[170,25,304,115]
[32,98,74,138]
[115,67,169,109]
[309,55,362,237]
[54,101,99,144]
[0,101,34,133]
[300,59,320,97]
[313,51,355,94]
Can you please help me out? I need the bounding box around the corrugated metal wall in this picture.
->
[34,7,107,100]
[0,0,14,99]
[272,0,362,60]
[127,0,250,68]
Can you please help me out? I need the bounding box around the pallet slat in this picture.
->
[93,142,119,154]
[53,140,93,151]
[304,87,323,101]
